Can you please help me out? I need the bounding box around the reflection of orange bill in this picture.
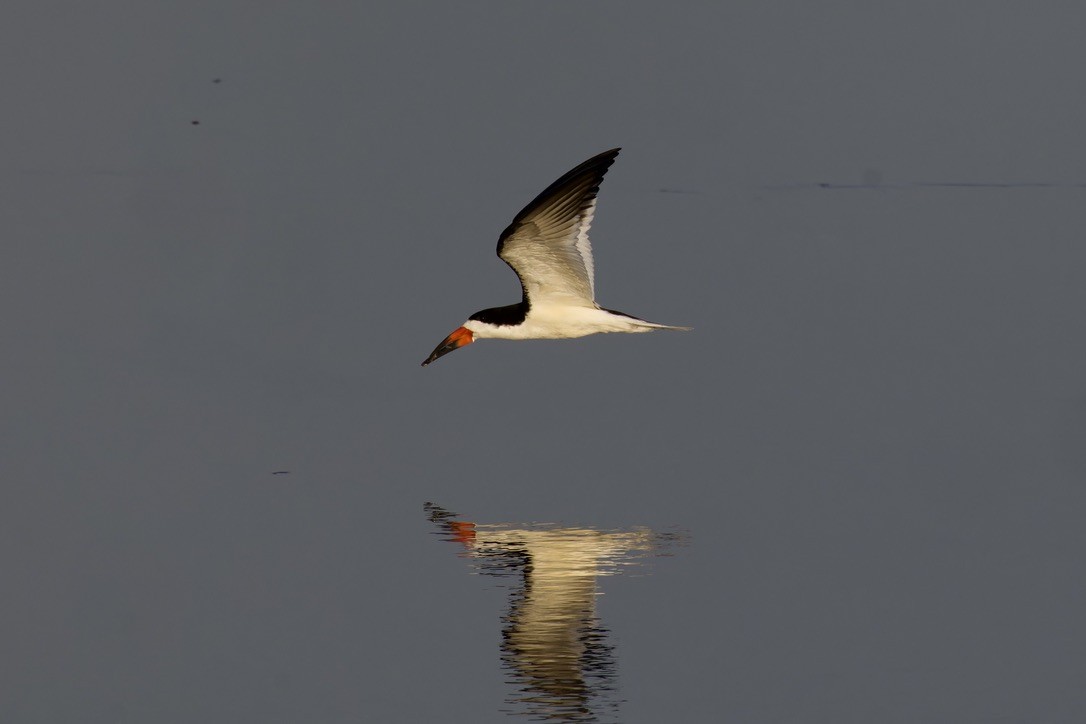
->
[448,520,476,545]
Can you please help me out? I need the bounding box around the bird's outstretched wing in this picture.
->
[497,148,620,307]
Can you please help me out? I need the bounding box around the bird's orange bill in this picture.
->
[421,326,474,366]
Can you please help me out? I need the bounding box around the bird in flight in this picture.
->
[422,148,689,366]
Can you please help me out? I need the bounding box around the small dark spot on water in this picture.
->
[212,78,222,84]
[271,470,290,475]
[191,120,200,125]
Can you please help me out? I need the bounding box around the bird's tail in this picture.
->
[602,307,691,332]
[599,308,690,334]
[642,321,693,331]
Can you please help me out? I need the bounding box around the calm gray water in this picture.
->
[3,3,1085,723]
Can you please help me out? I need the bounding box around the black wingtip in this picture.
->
[582,147,621,169]
[498,147,624,249]
[545,147,621,185]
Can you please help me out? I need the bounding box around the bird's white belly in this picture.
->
[467,305,652,340]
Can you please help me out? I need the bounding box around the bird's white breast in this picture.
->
[465,305,655,340]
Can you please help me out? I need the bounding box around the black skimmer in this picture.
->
[422,148,690,366]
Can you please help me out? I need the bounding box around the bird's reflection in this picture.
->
[425,502,680,722]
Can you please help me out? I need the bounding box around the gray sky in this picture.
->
[3,3,1085,722]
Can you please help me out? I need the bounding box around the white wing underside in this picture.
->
[497,149,619,309]
[499,197,598,306]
